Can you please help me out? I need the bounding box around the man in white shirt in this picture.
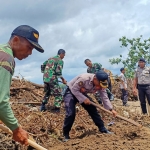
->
[119,68,129,106]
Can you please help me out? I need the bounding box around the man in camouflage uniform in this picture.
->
[84,59,114,104]
[40,49,67,112]
[133,58,150,114]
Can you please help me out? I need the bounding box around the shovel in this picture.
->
[0,124,47,150]
[90,101,142,128]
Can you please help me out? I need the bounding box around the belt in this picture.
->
[138,84,150,87]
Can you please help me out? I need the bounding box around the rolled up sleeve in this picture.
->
[0,67,19,131]
[99,89,113,110]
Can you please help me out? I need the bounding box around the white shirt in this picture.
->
[119,73,127,89]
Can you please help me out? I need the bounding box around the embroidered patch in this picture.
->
[33,32,39,39]
[78,81,83,86]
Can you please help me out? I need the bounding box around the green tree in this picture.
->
[109,36,150,78]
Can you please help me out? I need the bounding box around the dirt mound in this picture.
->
[0,78,150,150]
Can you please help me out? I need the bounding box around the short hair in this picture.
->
[120,68,124,72]
[84,59,91,64]
[58,49,65,55]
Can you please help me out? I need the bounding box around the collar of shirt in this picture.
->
[0,43,14,57]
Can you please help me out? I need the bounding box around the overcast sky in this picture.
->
[1,0,150,84]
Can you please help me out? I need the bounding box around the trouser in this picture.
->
[42,81,63,108]
[121,89,128,104]
[63,89,105,135]
[138,85,150,114]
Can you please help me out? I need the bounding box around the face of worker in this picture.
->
[93,77,101,90]
[138,61,145,68]
[59,53,65,59]
[12,36,34,60]
[122,69,125,74]
[85,60,92,68]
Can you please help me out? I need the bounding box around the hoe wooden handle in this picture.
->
[90,102,142,128]
[0,124,47,150]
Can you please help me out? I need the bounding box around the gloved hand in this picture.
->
[12,126,28,145]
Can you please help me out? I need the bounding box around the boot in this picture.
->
[99,127,112,134]
[40,103,46,111]
[63,134,70,142]
[51,107,60,113]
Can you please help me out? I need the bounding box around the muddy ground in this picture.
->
[0,79,150,150]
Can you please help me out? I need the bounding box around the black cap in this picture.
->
[58,49,65,55]
[96,70,108,81]
[120,68,124,72]
[11,25,44,53]
[139,58,146,63]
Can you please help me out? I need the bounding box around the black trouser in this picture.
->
[63,89,105,135]
[121,89,128,105]
[138,85,150,114]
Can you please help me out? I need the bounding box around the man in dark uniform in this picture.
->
[63,70,117,141]
[133,58,150,114]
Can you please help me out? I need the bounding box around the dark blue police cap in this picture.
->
[139,58,146,63]
[11,25,44,53]
[96,70,108,81]
[120,68,124,72]
[58,49,65,55]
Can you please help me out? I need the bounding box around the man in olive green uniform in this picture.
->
[133,58,150,114]
[0,25,44,145]
[40,49,67,112]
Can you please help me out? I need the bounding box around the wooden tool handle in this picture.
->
[0,124,47,150]
[90,102,142,128]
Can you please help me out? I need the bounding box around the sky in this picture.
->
[1,0,150,84]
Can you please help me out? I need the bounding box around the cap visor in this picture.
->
[27,39,44,53]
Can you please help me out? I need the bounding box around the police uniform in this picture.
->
[63,72,113,139]
[135,66,150,114]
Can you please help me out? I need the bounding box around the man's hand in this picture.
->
[84,99,91,105]
[62,79,67,84]
[111,110,117,117]
[12,126,28,145]
[133,88,138,96]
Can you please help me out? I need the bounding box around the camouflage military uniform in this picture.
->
[42,55,63,108]
[87,63,102,73]
[87,63,113,102]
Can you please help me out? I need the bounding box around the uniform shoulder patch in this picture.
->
[78,81,83,87]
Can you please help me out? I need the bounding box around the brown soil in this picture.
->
[0,78,150,150]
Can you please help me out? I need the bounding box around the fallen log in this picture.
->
[12,78,44,88]
[0,124,47,150]
[11,102,41,105]
[10,86,34,90]
[90,101,142,128]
